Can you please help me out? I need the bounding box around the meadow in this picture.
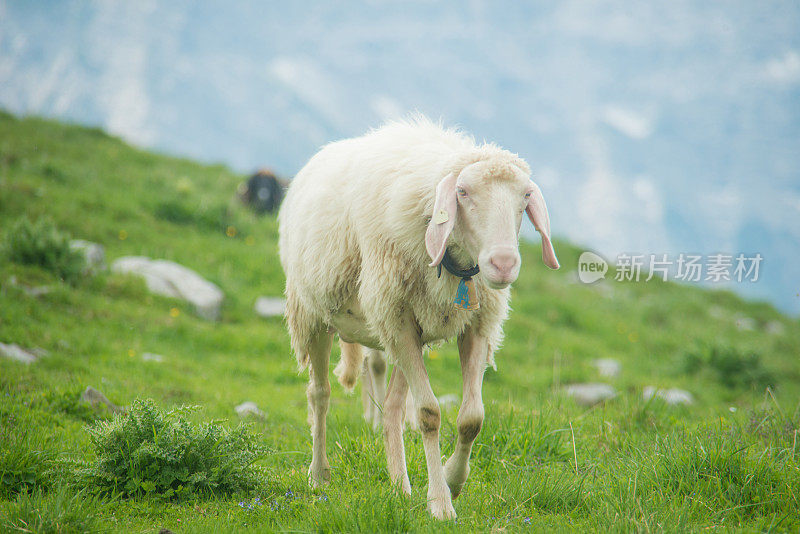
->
[1,110,799,532]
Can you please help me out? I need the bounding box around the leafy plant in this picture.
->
[2,216,85,283]
[683,346,775,390]
[84,399,267,499]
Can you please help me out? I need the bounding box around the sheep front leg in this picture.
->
[444,328,487,499]
[391,328,456,520]
[383,367,412,495]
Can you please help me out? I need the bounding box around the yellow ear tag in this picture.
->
[453,277,479,311]
[433,209,449,224]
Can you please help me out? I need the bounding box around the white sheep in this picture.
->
[278,117,559,520]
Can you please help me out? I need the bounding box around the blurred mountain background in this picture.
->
[1,0,798,314]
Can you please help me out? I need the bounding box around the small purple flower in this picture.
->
[285,489,294,500]
[524,517,532,525]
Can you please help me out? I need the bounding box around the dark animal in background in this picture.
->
[238,169,287,214]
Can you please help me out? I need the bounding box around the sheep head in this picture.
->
[425,160,559,289]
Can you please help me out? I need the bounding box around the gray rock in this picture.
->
[437,394,460,411]
[0,342,41,364]
[80,386,123,413]
[708,306,726,319]
[765,321,785,336]
[111,256,224,320]
[70,240,106,273]
[254,296,286,318]
[141,352,164,362]
[593,358,621,378]
[563,383,616,406]
[235,401,266,419]
[643,386,693,406]
[7,276,51,297]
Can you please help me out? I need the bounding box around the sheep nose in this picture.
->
[489,251,518,278]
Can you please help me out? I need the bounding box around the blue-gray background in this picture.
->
[1,1,798,314]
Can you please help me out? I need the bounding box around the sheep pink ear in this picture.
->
[525,181,560,269]
[425,172,458,266]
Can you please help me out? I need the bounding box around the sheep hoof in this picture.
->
[333,359,359,392]
[401,477,412,497]
[428,494,456,520]
[308,464,331,488]
[444,458,469,499]
[447,481,466,500]
[367,411,383,432]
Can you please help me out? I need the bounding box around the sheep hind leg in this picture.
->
[306,330,334,488]
[403,389,418,431]
[364,349,387,430]
[361,356,375,423]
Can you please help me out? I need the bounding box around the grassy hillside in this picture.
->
[1,110,799,532]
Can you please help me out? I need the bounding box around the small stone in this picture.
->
[0,342,40,364]
[80,386,123,413]
[643,386,693,406]
[563,383,616,406]
[7,276,51,297]
[734,316,756,331]
[70,240,106,273]
[708,306,725,319]
[254,297,286,318]
[592,358,621,378]
[437,394,460,410]
[765,321,785,336]
[235,401,266,419]
[141,352,164,362]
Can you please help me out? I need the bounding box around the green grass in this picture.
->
[1,110,799,532]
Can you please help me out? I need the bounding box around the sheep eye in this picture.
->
[457,187,468,197]
[524,192,532,199]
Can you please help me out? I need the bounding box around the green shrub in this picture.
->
[84,399,267,499]
[683,345,775,390]
[2,216,84,283]
[1,486,102,534]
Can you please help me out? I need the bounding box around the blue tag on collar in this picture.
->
[454,277,479,311]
